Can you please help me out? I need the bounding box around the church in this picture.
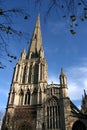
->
[1,15,87,130]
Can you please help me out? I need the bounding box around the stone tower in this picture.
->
[2,15,48,130]
[2,15,87,130]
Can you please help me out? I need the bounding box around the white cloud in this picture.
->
[66,64,87,101]
[48,60,87,103]
[48,76,58,84]
[68,80,83,100]
[48,75,84,101]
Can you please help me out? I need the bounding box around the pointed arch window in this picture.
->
[34,63,38,83]
[32,65,34,83]
[10,91,15,104]
[20,66,23,83]
[19,89,24,105]
[28,65,32,83]
[32,87,37,104]
[47,98,60,129]
[39,88,42,104]
[40,63,42,80]
[16,65,20,81]
[25,89,30,105]
[22,66,26,83]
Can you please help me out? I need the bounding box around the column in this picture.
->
[17,65,21,82]
[42,65,44,81]
[31,64,34,83]
[38,63,40,81]
[21,66,24,83]
[25,66,29,83]
[13,65,18,82]
[23,92,26,105]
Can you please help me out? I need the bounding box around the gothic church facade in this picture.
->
[1,15,87,130]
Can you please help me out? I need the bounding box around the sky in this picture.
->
[0,0,87,113]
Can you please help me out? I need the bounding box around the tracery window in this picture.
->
[40,63,42,80]
[39,88,42,104]
[20,67,23,83]
[19,89,24,105]
[32,87,37,104]
[28,65,32,83]
[34,64,38,83]
[16,65,20,81]
[40,63,44,81]
[24,89,30,105]
[10,90,15,104]
[47,98,60,129]
[22,66,26,83]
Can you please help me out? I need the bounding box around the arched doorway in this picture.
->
[18,122,33,130]
[72,120,86,130]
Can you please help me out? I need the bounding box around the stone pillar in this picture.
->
[38,63,40,81]
[13,65,18,82]
[17,65,21,82]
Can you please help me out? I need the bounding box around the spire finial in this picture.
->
[61,68,65,75]
[36,13,40,28]
[84,89,86,97]
[59,68,67,85]
[20,48,26,60]
[38,13,40,19]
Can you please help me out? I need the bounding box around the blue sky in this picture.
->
[0,0,87,112]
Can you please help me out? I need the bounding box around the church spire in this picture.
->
[27,14,44,59]
[59,68,67,85]
[59,68,68,98]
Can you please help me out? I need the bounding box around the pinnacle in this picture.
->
[61,68,65,75]
[36,13,40,28]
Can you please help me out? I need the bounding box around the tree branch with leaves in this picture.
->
[0,1,30,69]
